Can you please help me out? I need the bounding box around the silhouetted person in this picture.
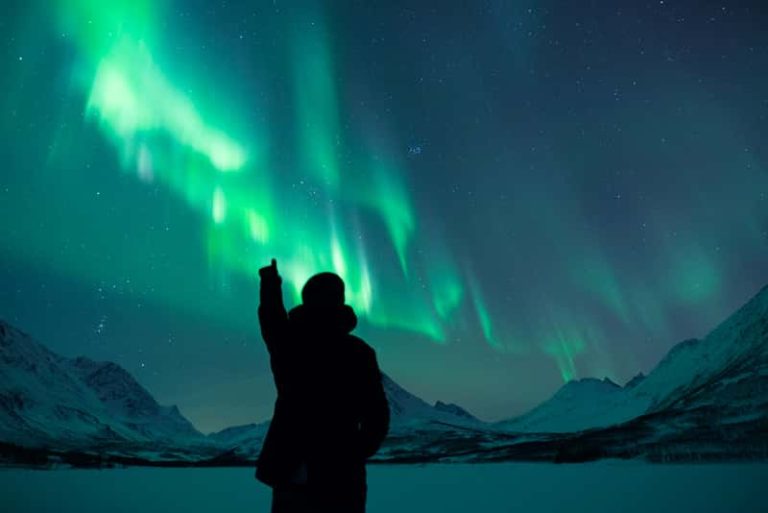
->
[255,259,390,513]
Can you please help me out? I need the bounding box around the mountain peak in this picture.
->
[624,372,646,389]
[497,375,628,433]
[379,373,479,426]
[564,377,621,390]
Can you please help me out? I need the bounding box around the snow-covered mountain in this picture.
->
[498,284,768,435]
[3,282,765,466]
[630,283,767,419]
[382,373,480,426]
[496,377,625,433]
[68,356,201,441]
[0,316,482,465]
[207,422,270,458]
[0,317,482,452]
[0,320,203,451]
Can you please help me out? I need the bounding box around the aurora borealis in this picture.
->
[1,0,767,432]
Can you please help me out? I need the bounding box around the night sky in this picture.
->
[1,0,767,433]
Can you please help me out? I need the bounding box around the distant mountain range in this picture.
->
[495,376,629,433]
[0,320,217,465]
[0,318,482,466]
[1,284,767,466]
[481,283,768,462]
[496,283,768,437]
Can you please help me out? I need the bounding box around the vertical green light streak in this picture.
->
[292,16,341,188]
[212,187,227,224]
[542,328,586,382]
[468,274,499,349]
[328,218,373,314]
[432,274,463,319]
[363,158,415,274]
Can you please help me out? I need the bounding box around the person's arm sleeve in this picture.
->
[257,274,288,355]
[360,349,390,458]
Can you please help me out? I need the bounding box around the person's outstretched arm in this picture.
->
[258,259,288,356]
[359,348,390,459]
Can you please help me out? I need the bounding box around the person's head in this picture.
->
[301,272,345,309]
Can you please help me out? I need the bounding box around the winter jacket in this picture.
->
[255,274,390,497]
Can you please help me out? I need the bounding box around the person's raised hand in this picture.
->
[259,258,280,282]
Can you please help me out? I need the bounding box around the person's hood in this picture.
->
[288,304,358,334]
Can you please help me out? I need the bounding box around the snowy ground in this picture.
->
[1,462,766,513]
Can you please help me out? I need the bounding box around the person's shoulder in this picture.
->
[345,334,377,358]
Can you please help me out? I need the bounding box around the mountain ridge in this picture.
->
[1,283,767,465]
[0,320,203,450]
[497,284,768,434]
[0,318,480,463]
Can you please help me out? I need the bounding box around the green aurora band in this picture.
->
[57,0,472,347]
[4,0,755,388]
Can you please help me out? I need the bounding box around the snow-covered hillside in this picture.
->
[0,320,203,450]
[207,422,270,458]
[2,283,766,466]
[498,284,768,434]
[382,373,480,427]
[0,316,483,464]
[496,378,625,433]
[223,285,768,462]
[632,284,768,418]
